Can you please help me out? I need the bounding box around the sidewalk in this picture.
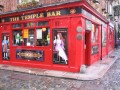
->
[0,49,119,81]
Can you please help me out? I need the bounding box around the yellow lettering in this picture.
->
[13,18,15,21]
[30,15,33,19]
[51,12,56,16]
[32,14,37,18]
[36,14,39,18]
[17,17,19,21]
[10,17,19,22]
[39,13,44,18]
[10,18,13,22]
[21,16,25,20]
[56,11,61,16]
[47,12,51,17]
[25,15,29,19]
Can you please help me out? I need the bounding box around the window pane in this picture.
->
[102,28,107,46]
[91,24,98,43]
[36,28,50,46]
[13,30,22,46]
[36,21,49,26]
[23,29,34,46]
[24,22,34,27]
[13,24,21,28]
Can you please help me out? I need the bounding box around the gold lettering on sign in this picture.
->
[21,14,44,20]
[9,10,61,22]
[32,14,38,18]
[56,11,61,16]
[47,11,61,17]
[47,12,51,17]
[52,12,56,16]
[21,16,25,20]
[39,13,44,18]
[10,17,19,22]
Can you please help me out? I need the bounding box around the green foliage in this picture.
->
[21,0,28,3]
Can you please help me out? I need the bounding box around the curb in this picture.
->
[0,49,119,81]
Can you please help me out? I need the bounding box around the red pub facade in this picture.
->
[0,0,114,72]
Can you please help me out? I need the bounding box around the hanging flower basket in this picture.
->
[17,1,39,10]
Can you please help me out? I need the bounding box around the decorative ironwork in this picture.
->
[16,49,44,61]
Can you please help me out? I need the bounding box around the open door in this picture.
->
[85,31,91,66]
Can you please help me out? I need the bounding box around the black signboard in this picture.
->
[2,7,82,22]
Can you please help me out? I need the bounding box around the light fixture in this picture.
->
[93,0,99,4]
[102,8,106,12]
[42,28,46,31]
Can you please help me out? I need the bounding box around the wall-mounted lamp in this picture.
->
[93,0,99,4]
[102,8,106,12]
[104,10,108,14]
[108,14,112,17]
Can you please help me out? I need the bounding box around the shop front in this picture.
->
[0,0,114,72]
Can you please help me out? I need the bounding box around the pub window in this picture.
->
[36,28,50,46]
[13,30,22,46]
[24,22,34,27]
[12,24,22,28]
[91,24,98,43]
[23,29,34,46]
[36,21,49,26]
[102,28,107,46]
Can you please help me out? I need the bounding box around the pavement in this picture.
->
[0,48,119,81]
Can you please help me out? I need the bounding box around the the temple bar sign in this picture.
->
[10,11,61,22]
[2,7,82,22]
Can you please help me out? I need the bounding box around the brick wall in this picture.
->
[0,0,17,12]
[0,0,117,13]
[0,0,77,12]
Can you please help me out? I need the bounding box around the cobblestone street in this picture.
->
[0,57,120,90]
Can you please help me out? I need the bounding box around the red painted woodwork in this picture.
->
[0,0,114,72]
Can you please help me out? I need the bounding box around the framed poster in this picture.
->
[53,28,68,64]
[36,29,42,39]
[23,29,28,38]
[2,33,10,60]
